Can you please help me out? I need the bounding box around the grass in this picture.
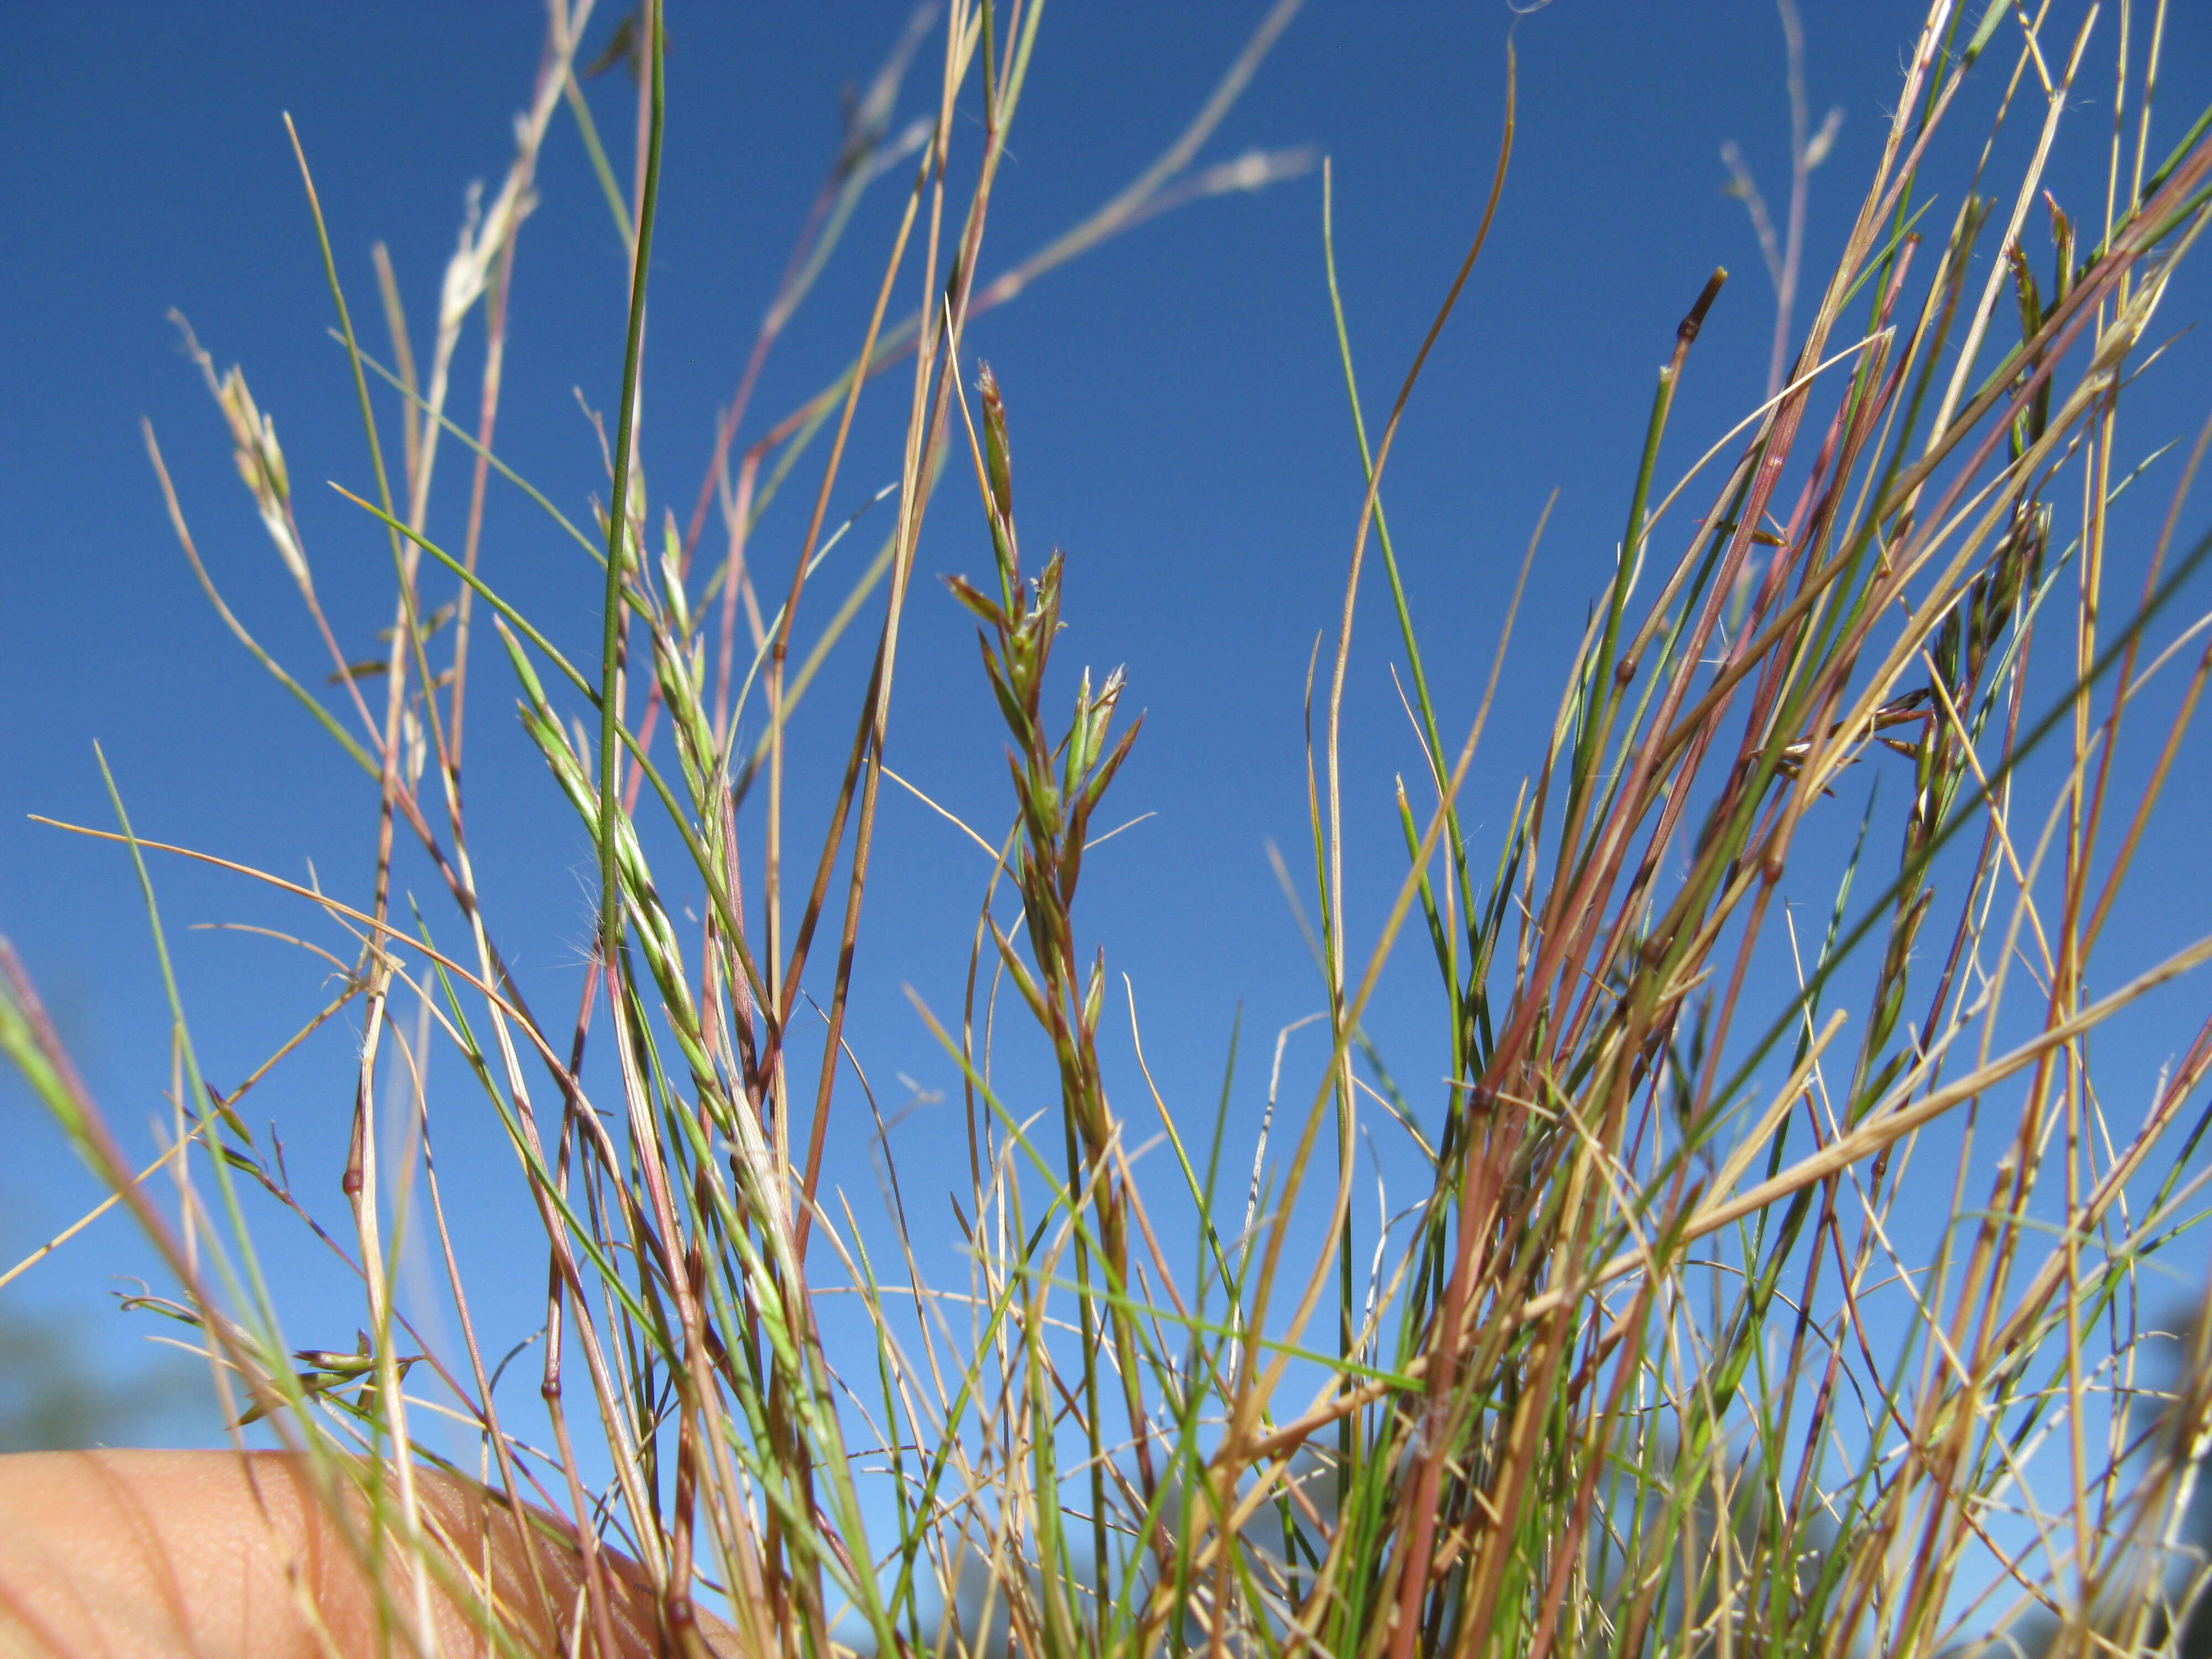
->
[8,1,2212,1656]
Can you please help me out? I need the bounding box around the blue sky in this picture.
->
[6,9,2212,1606]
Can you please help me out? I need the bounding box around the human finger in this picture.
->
[0,1449,702,1659]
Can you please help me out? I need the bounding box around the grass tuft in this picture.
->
[9,3,2212,1657]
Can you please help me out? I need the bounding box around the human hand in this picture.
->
[0,1450,701,1659]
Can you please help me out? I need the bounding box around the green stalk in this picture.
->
[598,0,666,978]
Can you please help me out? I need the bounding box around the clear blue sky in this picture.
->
[4,0,2210,1521]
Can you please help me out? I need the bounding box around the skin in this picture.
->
[0,1451,709,1659]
